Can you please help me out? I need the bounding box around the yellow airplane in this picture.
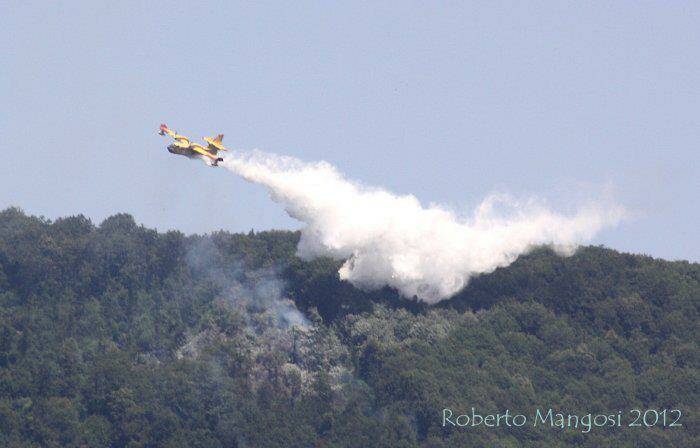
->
[159,124,227,166]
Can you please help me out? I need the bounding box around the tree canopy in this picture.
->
[0,208,697,447]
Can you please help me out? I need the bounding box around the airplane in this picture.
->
[158,124,227,166]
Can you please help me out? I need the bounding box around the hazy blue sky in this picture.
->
[2,2,698,261]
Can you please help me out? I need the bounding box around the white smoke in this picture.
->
[222,151,624,303]
[186,237,309,328]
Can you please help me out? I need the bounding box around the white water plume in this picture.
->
[222,151,624,303]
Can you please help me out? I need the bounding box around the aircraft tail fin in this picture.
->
[204,134,228,151]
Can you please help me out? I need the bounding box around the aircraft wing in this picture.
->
[159,123,176,137]
[190,144,219,161]
[172,136,191,148]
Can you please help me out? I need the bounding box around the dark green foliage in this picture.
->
[0,208,697,447]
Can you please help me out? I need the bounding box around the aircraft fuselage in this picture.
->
[167,144,199,158]
[167,144,221,166]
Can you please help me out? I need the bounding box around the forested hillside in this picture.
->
[0,208,697,447]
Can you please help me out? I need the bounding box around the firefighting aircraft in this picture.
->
[158,124,227,166]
